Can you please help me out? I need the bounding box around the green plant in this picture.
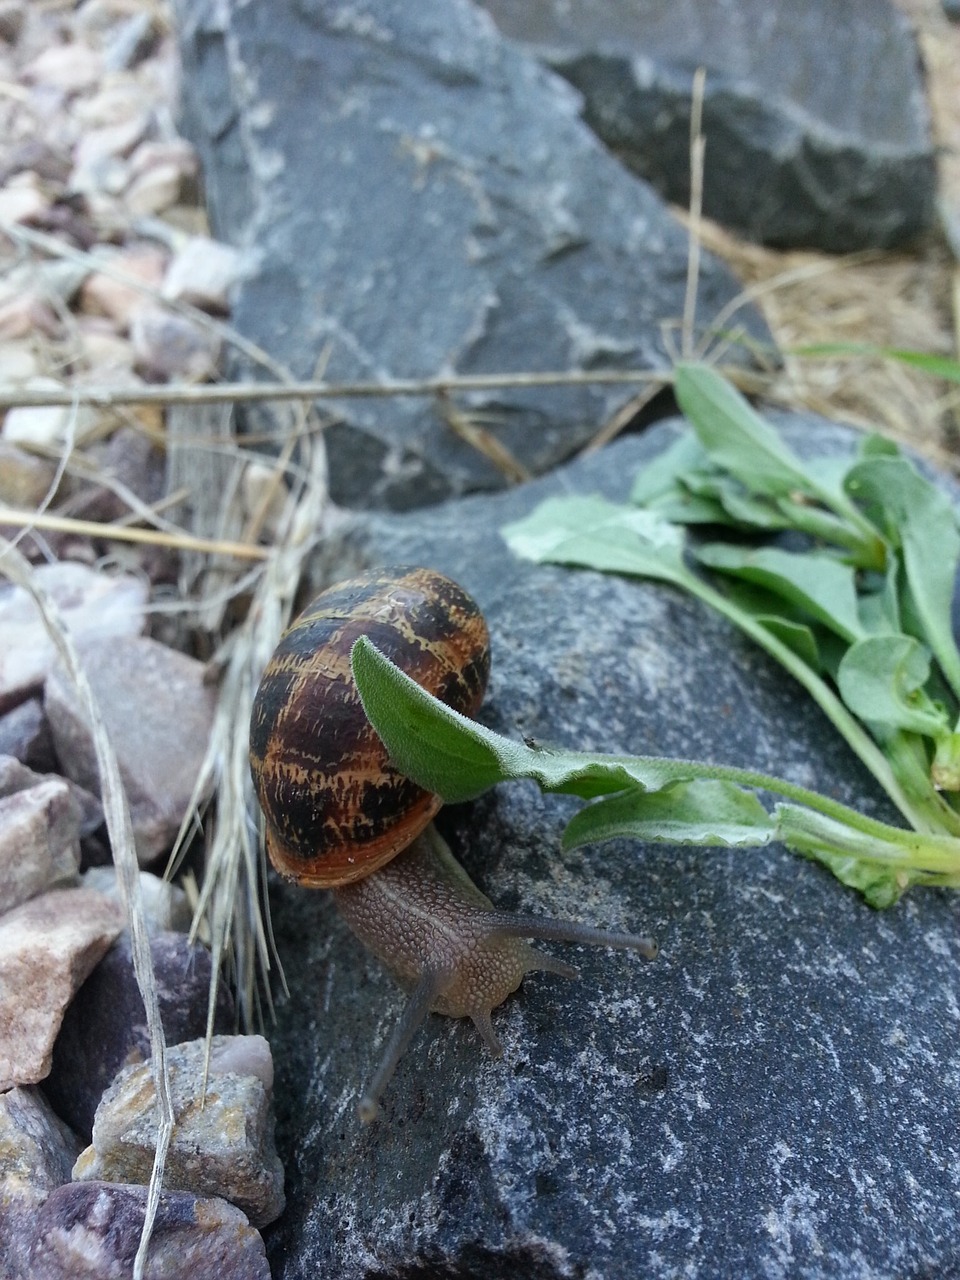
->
[351,363,960,908]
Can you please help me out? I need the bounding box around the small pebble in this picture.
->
[0,561,147,714]
[22,42,103,94]
[0,439,58,506]
[162,235,246,312]
[0,1086,81,1280]
[0,777,80,914]
[0,886,124,1090]
[44,634,216,863]
[0,698,56,771]
[80,867,193,933]
[0,174,49,224]
[27,1182,271,1280]
[45,927,231,1140]
[0,293,61,341]
[0,342,42,383]
[2,378,93,447]
[131,305,221,381]
[74,1034,285,1228]
[78,243,169,329]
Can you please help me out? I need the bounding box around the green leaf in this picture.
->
[799,848,909,908]
[629,430,710,505]
[837,635,946,737]
[350,635,516,802]
[793,342,960,386]
[932,733,960,791]
[354,638,960,904]
[695,543,867,644]
[844,456,960,700]
[562,780,775,850]
[501,495,690,586]
[674,363,819,499]
[352,636,692,803]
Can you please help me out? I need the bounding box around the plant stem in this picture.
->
[674,566,960,837]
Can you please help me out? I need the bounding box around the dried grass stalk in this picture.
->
[0,539,172,1280]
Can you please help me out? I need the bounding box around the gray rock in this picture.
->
[172,0,767,510]
[0,777,80,914]
[0,697,55,771]
[0,1086,81,1280]
[45,635,217,865]
[44,929,234,1141]
[28,1181,270,1280]
[74,1035,285,1229]
[263,418,960,1277]
[478,0,936,251]
[0,887,125,1090]
[80,866,193,935]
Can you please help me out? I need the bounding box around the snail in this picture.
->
[249,565,657,1121]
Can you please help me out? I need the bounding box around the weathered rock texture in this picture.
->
[479,0,936,250]
[0,887,124,1089]
[44,930,233,1140]
[28,1181,271,1280]
[0,562,146,715]
[0,776,80,914]
[45,635,217,863]
[0,1086,81,1280]
[262,418,960,1278]
[74,1034,285,1229]
[172,0,767,510]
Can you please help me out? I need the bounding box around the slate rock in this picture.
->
[44,929,234,1141]
[28,1181,271,1280]
[173,0,767,510]
[74,1035,285,1229]
[0,777,80,914]
[0,887,125,1090]
[262,419,960,1277]
[0,1086,81,1280]
[44,635,217,864]
[478,0,936,251]
[0,562,147,715]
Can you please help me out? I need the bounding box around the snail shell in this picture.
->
[249,565,490,887]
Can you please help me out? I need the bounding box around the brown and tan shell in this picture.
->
[249,566,490,888]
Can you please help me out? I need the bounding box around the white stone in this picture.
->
[162,236,246,311]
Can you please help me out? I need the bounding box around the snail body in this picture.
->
[250,565,657,1121]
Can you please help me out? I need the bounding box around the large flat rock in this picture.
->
[479,0,936,251]
[172,0,767,509]
[262,415,960,1277]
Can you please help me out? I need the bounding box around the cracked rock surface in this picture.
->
[172,0,767,510]
[479,0,936,251]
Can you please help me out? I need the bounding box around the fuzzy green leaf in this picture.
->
[837,635,946,737]
[695,543,866,644]
[845,456,960,699]
[562,780,775,850]
[501,495,690,586]
[673,363,820,499]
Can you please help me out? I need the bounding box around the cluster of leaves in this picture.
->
[352,363,960,908]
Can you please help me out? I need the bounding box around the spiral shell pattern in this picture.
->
[249,566,490,887]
